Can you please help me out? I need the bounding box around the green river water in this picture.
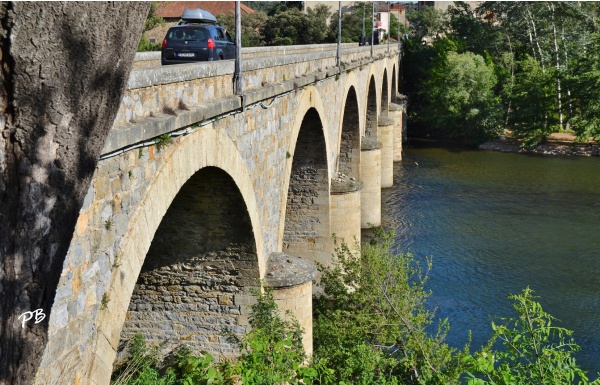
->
[382,139,600,373]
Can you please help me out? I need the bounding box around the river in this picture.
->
[381,139,600,373]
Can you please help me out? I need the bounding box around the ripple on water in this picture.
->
[383,140,600,374]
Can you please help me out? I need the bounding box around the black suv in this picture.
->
[161,10,235,65]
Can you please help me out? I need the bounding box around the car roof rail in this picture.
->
[177,21,222,27]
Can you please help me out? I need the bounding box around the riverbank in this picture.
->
[480,133,600,156]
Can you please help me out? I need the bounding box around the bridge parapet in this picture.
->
[132,43,376,68]
[110,44,399,154]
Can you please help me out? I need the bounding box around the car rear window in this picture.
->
[168,28,208,42]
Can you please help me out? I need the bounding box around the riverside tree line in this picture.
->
[404,1,600,147]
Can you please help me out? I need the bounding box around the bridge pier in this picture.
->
[389,103,404,162]
[330,176,362,256]
[360,138,382,228]
[265,253,316,357]
[378,116,395,188]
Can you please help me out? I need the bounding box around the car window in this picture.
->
[192,28,208,41]
[169,29,185,41]
[226,31,233,43]
[217,29,226,41]
[168,27,210,42]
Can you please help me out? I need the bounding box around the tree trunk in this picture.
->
[0,2,148,384]
[549,3,563,130]
[525,4,545,71]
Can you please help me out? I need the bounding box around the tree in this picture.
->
[217,10,268,47]
[423,51,502,144]
[0,3,148,384]
[313,231,467,384]
[409,6,448,42]
[566,31,600,141]
[509,55,557,147]
[137,2,165,51]
[305,4,331,44]
[262,8,306,45]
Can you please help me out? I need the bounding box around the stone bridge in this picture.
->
[34,43,405,384]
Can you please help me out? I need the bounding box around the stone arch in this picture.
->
[278,87,331,250]
[381,69,389,116]
[338,85,361,179]
[280,88,331,266]
[82,126,263,383]
[118,165,259,358]
[365,75,379,138]
[391,65,397,102]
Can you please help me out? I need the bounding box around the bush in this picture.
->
[465,287,598,385]
[313,230,468,384]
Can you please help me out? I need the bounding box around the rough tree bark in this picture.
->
[0,2,148,384]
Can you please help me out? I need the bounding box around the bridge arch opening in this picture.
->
[391,66,397,101]
[339,86,360,179]
[119,166,259,358]
[283,108,331,266]
[365,76,378,138]
[381,70,389,116]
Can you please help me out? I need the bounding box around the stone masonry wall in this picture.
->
[283,109,331,266]
[339,87,360,179]
[120,167,259,357]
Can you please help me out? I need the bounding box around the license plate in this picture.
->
[177,52,195,58]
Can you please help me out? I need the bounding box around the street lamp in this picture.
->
[387,1,390,52]
[371,1,375,57]
[362,4,365,36]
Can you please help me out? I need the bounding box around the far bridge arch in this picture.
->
[381,69,389,116]
[365,75,379,138]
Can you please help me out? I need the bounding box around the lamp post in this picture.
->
[362,4,365,36]
[337,1,341,68]
[387,1,390,52]
[398,3,401,51]
[371,2,375,57]
[235,1,242,97]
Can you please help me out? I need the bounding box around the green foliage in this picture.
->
[111,334,174,385]
[313,230,467,385]
[508,55,557,148]
[329,2,374,43]
[409,6,448,41]
[137,33,162,52]
[404,1,600,145]
[229,287,315,385]
[216,11,268,47]
[465,288,598,385]
[156,134,173,150]
[263,6,330,46]
[423,51,502,144]
[137,2,164,52]
[566,32,600,141]
[262,8,306,45]
[164,347,223,385]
